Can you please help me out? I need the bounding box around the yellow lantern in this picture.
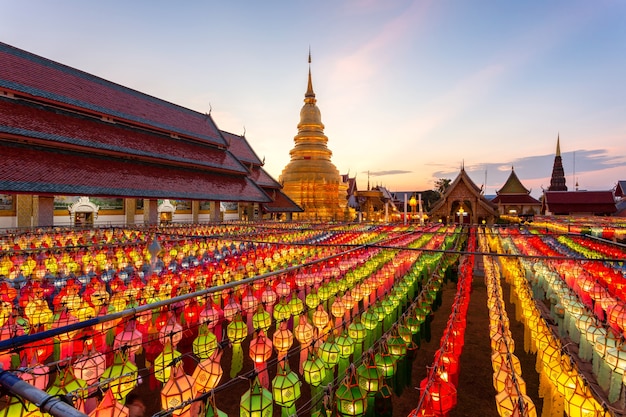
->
[563,381,601,417]
[273,321,294,359]
[154,342,182,384]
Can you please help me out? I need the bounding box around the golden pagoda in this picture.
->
[279,53,348,221]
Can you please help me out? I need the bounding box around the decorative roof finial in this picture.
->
[556,133,561,157]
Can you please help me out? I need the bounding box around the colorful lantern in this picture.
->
[240,376,273,417]
[273,321,294,360]
[192,349,223,394]
[272,359,302,417]
[193,324,218,360]
[154,342,182,384]
[334,365,367,417]
[161,363,196,416]
[227,313,248,378]
[249,330,273,388]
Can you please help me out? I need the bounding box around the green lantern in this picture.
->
[240,376,273,417]
[360,310,378,331]
[317,336,340,368]
[252,305,271,333]
[318,283,332,302]
[387,332,407,359]
[48,366,88,409]
[288,295,304,316]
[335,366,367,417]
[374,350,396,378]
[273,298,292,323]
[272,359,302,417]
[356,354,382,393]
[193,324,218,359]
[335,332,355,359]
[154,342,182,383]
[348,318,367,343]
[305,290,320,310]
[227,313,248,378]
[302,352,327,387]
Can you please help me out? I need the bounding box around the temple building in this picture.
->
[429,166,498,224]
[491,167,541,217]
[0,42,299,228]
[548,135,568,191]
[279,54,349,221]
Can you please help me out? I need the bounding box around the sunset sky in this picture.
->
[3,1,625,197]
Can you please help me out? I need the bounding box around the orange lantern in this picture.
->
[192,350,224,393]
[161,363,196,416]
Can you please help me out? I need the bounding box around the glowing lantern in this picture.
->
[288,296,304,317]
[240,376,273,417]
[331,298,346,319]
[74,346,106,386]
[154,342,182,384]
[387,332,407,359]
[88,389,129,417]
[273,298,292,323]
[335,332,355,359]
[114,320,143,361]
[563,380,601,417]
[24,299,53,327]
[334,366,367,417]
[318,336,340,369]
[419,374,457,416]
[159,318,183,349]
[192,324,218,360]
[273,321,294,359]
[199,303,221,330]
[227,313,248,378]
[303,351,327,387]
[252,305,272,333]
[495,390,537,417]
[249,330,273,388]
[375,350,397,379]
[223,296,241,322]
[357,353,383,394]
[312,305,330,334]
[272,359,301,417]
[295,315,315,373]
[192,350,223,393]
[161,363,196,416]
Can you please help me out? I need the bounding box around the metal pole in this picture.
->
[0,371,88,417]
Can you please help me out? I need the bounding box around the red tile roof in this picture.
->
[262,189,303,213]
[250,167,281,189]
[0,143,270,202]
[543,191,616,215]
[0,98,246,174]
[0,42,226,147]
[221,131,262,166]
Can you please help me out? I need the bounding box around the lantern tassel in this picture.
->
[230,342,243,378]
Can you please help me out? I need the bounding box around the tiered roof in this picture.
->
[0,42,270,203]
[491,167,540,206]
[222,131,302,214]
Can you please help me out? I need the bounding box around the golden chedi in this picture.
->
[279,54,347,221]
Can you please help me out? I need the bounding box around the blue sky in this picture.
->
[3,0,625,197]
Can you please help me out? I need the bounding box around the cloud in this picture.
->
[363,170,413,177]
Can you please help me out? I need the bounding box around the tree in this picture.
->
[434,178,452,196]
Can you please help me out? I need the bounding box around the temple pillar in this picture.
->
[124,198,136,226]
[210,201,221,222]
[192,200,200,223]
[16,195,34,228]
[143,199,158,225]
[36,196,54,227]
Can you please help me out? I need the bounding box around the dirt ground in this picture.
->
[132,256,543,417]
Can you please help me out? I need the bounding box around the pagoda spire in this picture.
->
[306,48,315,100]
[548,134,567,191]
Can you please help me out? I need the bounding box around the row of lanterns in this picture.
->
[488,227,613,417]
[0,224,464,417]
